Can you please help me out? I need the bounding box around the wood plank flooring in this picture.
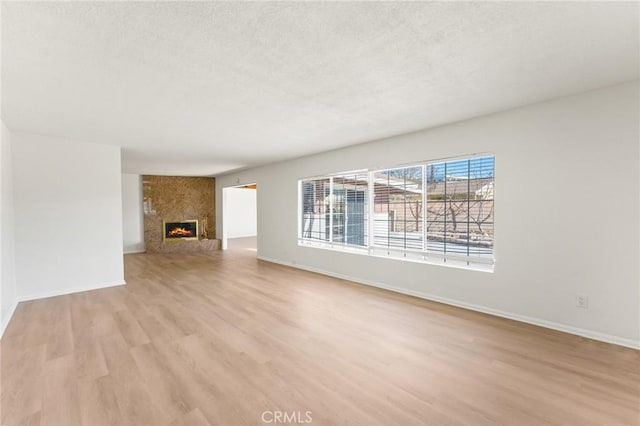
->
[2,237,639,426]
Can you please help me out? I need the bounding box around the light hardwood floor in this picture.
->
[2,237,639,426]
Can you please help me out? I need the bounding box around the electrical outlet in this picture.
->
[576,294,589,309]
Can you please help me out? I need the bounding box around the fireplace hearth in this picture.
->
[163,220,199,241]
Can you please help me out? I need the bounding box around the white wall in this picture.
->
[216,81,640,348]
[12,133,125,299]
[0,5,15,337]
[0,121,18,336]
[225,187,257,239]
[122,173,144,253]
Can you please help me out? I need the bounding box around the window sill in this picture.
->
[298,239,494,273]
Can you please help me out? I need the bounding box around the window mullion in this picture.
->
[444,162,447,257]
[467,159,471,261]
[368,171,374,251]
[329,177,334,244]
[422,164,427,256]
[298,181,302,240]
[387,173,391,252]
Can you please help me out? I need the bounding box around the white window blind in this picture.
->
[332,172,369,247]
[425,156,494,261]
[373,166,423,251]
[300,178,330,242]
[299,155,495,271]
[301,173,369,248]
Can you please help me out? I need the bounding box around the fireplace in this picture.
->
[163,219,199,241]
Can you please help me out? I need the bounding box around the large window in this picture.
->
[299,154,494,270]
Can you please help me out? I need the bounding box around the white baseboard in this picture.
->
[19,280,127,302]
[258,256,640,350]
[124,249,146,254]
[0,302,19,339]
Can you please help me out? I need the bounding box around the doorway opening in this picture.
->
[222,183,257,253]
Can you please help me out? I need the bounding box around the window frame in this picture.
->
[298,154,495,272]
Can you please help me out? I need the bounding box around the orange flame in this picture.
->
[168,227,192,237]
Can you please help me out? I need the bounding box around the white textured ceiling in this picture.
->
[2,2,638,175]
